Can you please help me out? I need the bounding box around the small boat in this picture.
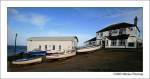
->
[28,50,46,56]
[46,50,76,59]
[77,46,101,53]
[12,57,42,65]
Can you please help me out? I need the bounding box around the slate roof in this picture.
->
[85,37,96,43]
[27,36,78,42]
[96,22,140,33]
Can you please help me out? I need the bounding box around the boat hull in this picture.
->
[12,57,42,65]
[46,51,76,59]
[77,46,101,53]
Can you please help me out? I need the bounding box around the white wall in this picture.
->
[27,40,77,51]
[104,37,137,48]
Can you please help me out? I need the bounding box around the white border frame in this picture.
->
[1,1,149,78]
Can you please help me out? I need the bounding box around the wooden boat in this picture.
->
[12,57,42,65]
[46,50,76,59]
[77,46,101,53]
[28,50,46,56]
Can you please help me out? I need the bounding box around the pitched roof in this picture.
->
[96,22,140,33]
[27,36,78,42]
[85,37,96,43]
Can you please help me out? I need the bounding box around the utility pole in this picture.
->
[14,33,17,54]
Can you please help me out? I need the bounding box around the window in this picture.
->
[100,33,103,37]
[59,45,61,51]
[128,42,134,47]
[97,33,99,36]
[39,45,41,50]
[99,41,101,45]
[119,40,125,46]
[53,45,55,50]
[111,40,117,46]
[119,28,126,34]
[45,45,47,50]
[112,29,118,34]
[72,46,74,49]
[109,31,112,36]
[106,40,108,46]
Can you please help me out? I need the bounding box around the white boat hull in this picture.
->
[46,51,76,59]
[77,46,101,53]
[12,57,42,65]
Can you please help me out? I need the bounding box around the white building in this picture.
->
[84,37,96,47]
[96,16,142,48]
[27,36,78,52]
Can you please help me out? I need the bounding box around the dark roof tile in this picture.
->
[96,22,135,33]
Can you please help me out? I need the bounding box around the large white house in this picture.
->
[96,16,142,48]
[27,36,78,52]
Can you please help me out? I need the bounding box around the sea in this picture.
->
[7,45,27,56]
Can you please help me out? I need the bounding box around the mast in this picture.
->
[14,33,17,54]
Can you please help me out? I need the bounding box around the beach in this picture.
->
[8,48,143,72]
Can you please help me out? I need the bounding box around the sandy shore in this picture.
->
[8,48,143,72]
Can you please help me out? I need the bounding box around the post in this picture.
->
[136,39,138,53]
[14,33,17,54]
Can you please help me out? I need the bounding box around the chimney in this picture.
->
[134,16,138,26]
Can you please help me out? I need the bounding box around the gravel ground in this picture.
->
[8,48,143,72]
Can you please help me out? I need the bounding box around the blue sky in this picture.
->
[7,7,143,46]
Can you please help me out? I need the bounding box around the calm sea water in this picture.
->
[7,45,27,56]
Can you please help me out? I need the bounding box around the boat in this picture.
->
[77,46,101,53]
[12,57,42,65]
[46,50,76,59]
[28,50,46,56]
[12,50,46,65]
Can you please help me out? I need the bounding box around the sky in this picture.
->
[7,7,143,46]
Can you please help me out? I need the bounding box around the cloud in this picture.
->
[104,8,142,21]
[9,8,49,29]
[30,13,49,29]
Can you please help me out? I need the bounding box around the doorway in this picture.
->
[102,40,105,48]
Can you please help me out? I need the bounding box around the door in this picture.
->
[102,40,105,48]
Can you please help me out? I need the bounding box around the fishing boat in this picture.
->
[77,46,101,53]
[46,50,76,59]
[12,51,46,65]
[12,57,42,65]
